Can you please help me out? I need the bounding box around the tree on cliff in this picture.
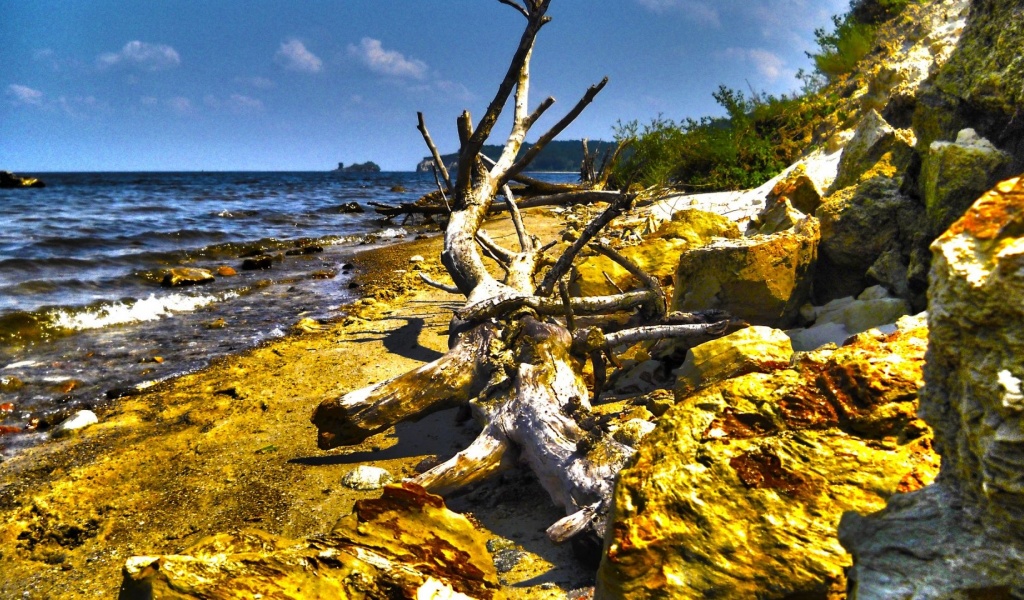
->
[312,0,733,546]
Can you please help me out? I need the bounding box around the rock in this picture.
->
[0,171,45,188]
[409,255,425,264]
[0,375,24,393]
[575,209,740,296]
[335,161,381,173]
[672,216,819,328]
[241,254,273,270]
[337,202,364,213]
[292,318,322,334]
[204,318,227,330]
[920,128,1011,236]
[598,322,937,599]
[749,196,805,236]
[830,109,916,192]
[310,269,336,279]
[341,465,394,491]
[390,185,407,193]
[840,177,1024,597]
[286,245,324,256]
[765,163,824,216]
[55,410,98,434]
[675,325,793,395]
[215,265,237,277]
[121,483,502,600]
[815,176,927,302]
[912,0,1024,170]
[788,288,912,352]
[161,267,215,287]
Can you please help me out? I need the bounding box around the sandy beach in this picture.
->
[0,206,594,599]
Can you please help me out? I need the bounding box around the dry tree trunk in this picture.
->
[313,0,729,545]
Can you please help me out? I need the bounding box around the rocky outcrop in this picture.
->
[815,175,928,304]
[840,177,1024,598]
[921,128,1011,236]
[788,286,911,352]
[120,483,502,599]
[0,171,45,188]
[574,209,739,296]
[336,161,381,173]
[675,325,793,395]
[597,316,937,599]
[672,216,818,328]
[830,109,917,192]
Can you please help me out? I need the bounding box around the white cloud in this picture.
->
[98,41,181,71]
[723,47,787,81]
[166,96,192,114]
[236,76,275,89]
[275,39,322,73]
[634,0,720,26]
[227,94,264,112]
[7,84,44,105]
[348,38,428,79]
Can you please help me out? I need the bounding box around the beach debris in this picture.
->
[342,465,394,491]
[161,267,215,287]
[55,409,99,434]
[312,0,736,554]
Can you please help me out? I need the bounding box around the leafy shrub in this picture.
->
[610,87,836,192]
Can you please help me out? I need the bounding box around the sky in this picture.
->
[1,0,848,172]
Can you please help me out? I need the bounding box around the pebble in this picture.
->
[492,549,527,574]
[409,255,425,263]
[162,267,215,287]
[341,465,394,491]
[56,410,99,434]
[216,266,237,277]
[241,255,273,270]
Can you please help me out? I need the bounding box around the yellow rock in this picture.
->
[675,325,793,396]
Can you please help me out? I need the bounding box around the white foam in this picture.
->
[51,292,237,331]
[3,360,38,369]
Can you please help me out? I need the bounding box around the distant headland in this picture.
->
[335,161,381,173]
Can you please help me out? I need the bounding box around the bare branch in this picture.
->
[476,230,514,266]
[591,241,666,320]
[409,424,514,494]
[456,289,657,323]
[603,321,729,349]
[523,96,556,132]
[603,271,625,294]
[419,273,462,295]
[501,77,609,186]
[536,191,634,297]
[559,279,576,331]
[503,184,532,252]
[547,501,601,543]
[496,0,529,18]
[417,112,453,192]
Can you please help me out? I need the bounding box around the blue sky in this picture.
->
[1,0,847,172]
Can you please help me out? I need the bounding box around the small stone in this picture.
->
[311,270,336,279]
[205,318,228,330]
[293,318,321,333]
[409,255,425,264]
[56,410,99,434]
[492,549,526,574]
[341,465,394,491]
[241,255,273,271]
[162,267,215,287]
[390,185,407,193]
[0,376,25,393]
[216,266,237,277]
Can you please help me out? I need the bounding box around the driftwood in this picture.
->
[313,0,731,546]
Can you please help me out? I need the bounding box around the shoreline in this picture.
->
[0,206,592,599]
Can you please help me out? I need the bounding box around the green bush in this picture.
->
[609,87,836,192]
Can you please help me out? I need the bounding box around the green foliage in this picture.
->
[808,0,923,81]
[609,86,836,192]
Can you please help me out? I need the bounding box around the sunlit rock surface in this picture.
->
[597,318,936,599]
[672,217,819,328]
[119,483,502,600]
[840,177,1024,598]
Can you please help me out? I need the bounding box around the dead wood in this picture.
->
[313,0,732,547]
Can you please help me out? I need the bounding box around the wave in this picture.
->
[51,292,236,331]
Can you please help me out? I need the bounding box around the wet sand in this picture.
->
[0,207,594,599]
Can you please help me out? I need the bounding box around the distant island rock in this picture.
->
[0,171,45,188]
[335,162,381,173]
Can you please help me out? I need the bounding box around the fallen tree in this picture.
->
[313,0,732,546]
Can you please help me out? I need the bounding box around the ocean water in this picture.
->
[0,171,482,456]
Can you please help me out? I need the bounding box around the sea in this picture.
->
[0,171,575,457]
